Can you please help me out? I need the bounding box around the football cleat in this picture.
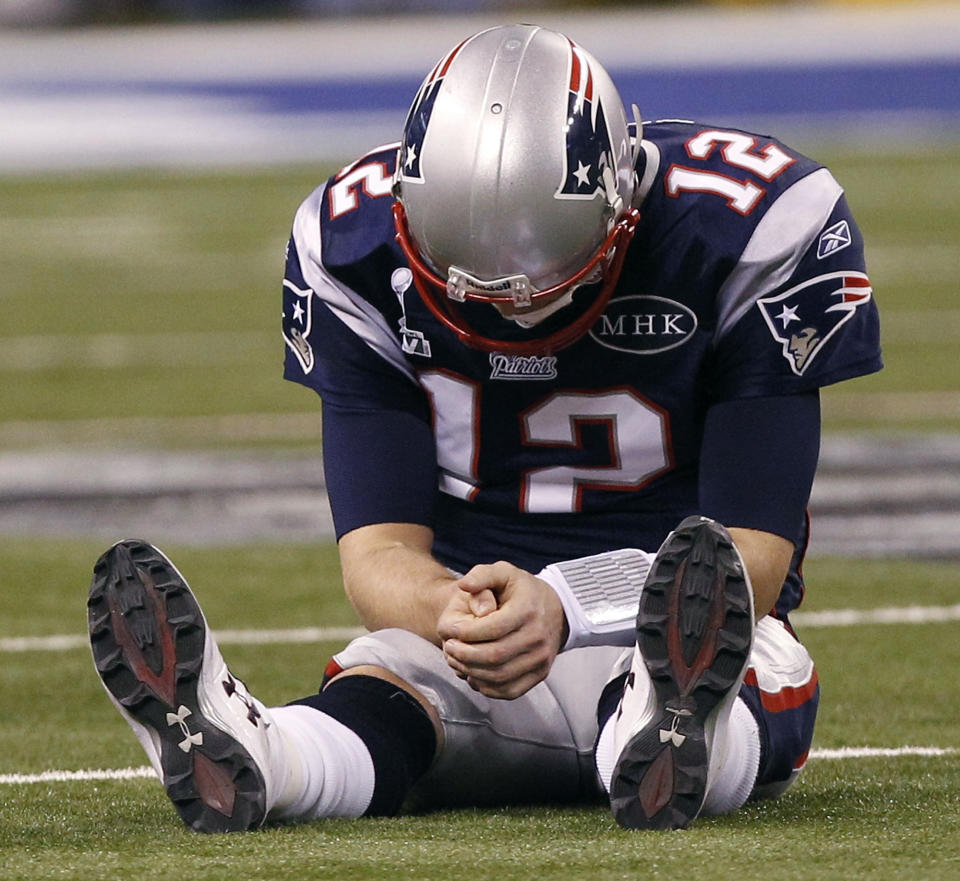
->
[88,539,292,833]
[609,516,755,830]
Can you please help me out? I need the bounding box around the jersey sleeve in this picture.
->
[281,182,439,534]
[708,171,882,401]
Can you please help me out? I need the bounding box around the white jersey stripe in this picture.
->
[715,167,844,341]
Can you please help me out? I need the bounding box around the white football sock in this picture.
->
[700,696,761,816]
[266,705,376,821]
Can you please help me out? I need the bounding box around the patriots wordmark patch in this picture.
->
[758,272,872,375]
[489,352,558,380]
[282,279,315,374]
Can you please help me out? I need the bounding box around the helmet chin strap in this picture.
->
[509,289,577,328]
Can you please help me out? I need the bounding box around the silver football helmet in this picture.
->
[393,24,641,354]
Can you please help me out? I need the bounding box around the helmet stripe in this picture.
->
[434,36,470,81]
[567,40,594,103]
[568,39,581,92]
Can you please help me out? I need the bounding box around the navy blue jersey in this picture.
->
[281,121,881,613]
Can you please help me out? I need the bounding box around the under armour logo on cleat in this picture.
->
[659,707,691,748]
[166,705,203,753]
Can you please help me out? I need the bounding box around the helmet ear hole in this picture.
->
[394,24,637,351]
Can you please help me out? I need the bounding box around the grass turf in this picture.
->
[2,546,959,880]
[1,145,959,877]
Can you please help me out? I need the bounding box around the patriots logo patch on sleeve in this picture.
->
[282,236,317,375]
[758,272,873,375]
[282,278,315,374]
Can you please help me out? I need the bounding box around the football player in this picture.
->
[89,24,881,832]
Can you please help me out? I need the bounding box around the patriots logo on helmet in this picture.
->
[758,271,873,375]
[556,39,617,201]
[398,38,469,183]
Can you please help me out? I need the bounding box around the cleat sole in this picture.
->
[610,517,754,830]
[88,539,266,833]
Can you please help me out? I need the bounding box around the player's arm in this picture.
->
[338,521,458,642]
[340,516,568,699]
[319,397,465,644]
[323,396,566,684]
[323,399,567,697]
[698,391,821,618]
[700,178,879,614]
[725,527,794,620]
[281,181,468,640]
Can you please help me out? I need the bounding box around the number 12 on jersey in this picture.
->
[421,371,673,514]
[665,129,796,215]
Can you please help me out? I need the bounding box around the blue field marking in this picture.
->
[1,7,958,170]
[14,58,960,118]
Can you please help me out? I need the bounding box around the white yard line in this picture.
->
[4,604,959,654]
[2,746,955,786]
[810,746,958,760]
[0,625,366,653]
[0,767,157,785]
[792,603,960,627]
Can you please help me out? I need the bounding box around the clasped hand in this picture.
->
[437,560,567,700]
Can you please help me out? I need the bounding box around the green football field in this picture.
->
[1,142,959,879]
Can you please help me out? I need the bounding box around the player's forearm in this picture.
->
[337,522,458,644]
[726,526,793,619]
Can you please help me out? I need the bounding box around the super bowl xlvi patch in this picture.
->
[391,267,432,358]
[282,279,315,373]
[758,271,872,375]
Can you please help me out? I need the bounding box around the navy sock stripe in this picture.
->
[289,675,437,816]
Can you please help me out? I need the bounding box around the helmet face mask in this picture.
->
[393,24,640,355]
[394,200,640,354]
